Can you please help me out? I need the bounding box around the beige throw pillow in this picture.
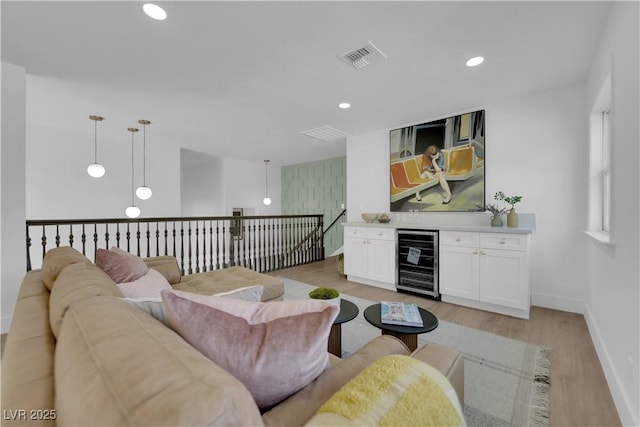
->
[161,289,339,409]
[96,247,149,284]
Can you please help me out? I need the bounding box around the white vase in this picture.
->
[325,296,341,307]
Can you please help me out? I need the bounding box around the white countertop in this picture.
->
[342,213,536,234]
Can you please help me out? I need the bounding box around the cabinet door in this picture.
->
[440,245,479,299]
[479,248,529,309]
[367,238,396,284]
[344,237,368,278]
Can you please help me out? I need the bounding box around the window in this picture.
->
[587,74,612,244]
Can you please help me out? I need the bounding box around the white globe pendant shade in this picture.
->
[136,186,153,200]
[87,163,105,178]
[263,197,272,206]
[125,205,141,218]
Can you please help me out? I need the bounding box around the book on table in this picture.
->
[380,301,424,327]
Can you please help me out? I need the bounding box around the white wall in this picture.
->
[222,157,281,216]
[1,63,27,333]
[584,3,639,426]
[347,83,588,313]
[180,148,225,216]
[25,76,182,220]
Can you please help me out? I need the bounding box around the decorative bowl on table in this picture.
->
[378,213,391,223]
[361,213,378,223]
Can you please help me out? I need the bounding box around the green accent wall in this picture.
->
[281,156,346,256]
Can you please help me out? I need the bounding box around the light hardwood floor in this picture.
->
[1,258,621,426]
[269,257,622,427]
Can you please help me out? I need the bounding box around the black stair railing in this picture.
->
[26,214,324,275]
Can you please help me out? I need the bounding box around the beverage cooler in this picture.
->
[396,229,440,300]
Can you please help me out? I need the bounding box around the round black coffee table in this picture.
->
[328,299,359,357]
[363,303,438,351]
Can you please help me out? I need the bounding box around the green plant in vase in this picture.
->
[494,191,523,227]
[309,287,341,306]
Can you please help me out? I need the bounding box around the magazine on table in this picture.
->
[380,301,424,327]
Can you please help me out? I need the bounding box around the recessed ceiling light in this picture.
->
[143,3,167,20]
[465,56,484,67]
[338,102,351,109]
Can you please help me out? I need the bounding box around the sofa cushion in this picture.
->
[143,256,182,285]
[116,268,172,298]
[42,246,92,290]
[49,262,123,338]
[161,289,339,409]
[55,296,263,426]
[96,247,149,284]
[305,355,465,427]
[1,272,56,426]
[175,266,284,301]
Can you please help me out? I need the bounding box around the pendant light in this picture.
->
[125,127,141,218]
[135,119,153,200]
[87,115,106,178]
[262,160,272,206]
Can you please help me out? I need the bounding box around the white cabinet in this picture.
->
[440,231,531,319]
[344,226,396,290]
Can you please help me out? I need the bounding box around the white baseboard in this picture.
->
[531,292,585,314]
[583,302,638,427]
[1,314,12,334]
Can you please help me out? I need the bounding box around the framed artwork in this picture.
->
[389,109,485,212]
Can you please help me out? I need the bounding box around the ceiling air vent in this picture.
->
[339,41,387,70]
[301,126,351,141]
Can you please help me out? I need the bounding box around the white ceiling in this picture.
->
[2,1,610,166]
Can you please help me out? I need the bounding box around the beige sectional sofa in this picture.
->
[2,246,464,426]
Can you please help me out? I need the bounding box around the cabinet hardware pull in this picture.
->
[480,251,487,255]
[455,238,461,241]
[500,240,506,244]
[472,250,479,255]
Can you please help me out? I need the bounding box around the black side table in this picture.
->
[363,303,438,351]
[328,299,359,357]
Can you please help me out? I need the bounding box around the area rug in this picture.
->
[282,277,551,427]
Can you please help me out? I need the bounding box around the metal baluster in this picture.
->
[215,221,221,270]
[69,224,74,248]
[164,222,168,256]
[172,222,177,258]
[187,221,193,275]
[105,224,110,249]
[93,223,99,261]
[155,222,160,256]
[136,223,141,256]
[116,224,121,248]
[126,223,131,253]
[26,225,32,272]
[209,221,214,271]
[41,225,47,261]
[146,223,151,257]
[201,221,207,272]
[55,225,60,248]
[180,222,185,275]
[195,222,200,273]
[82,224,87,255]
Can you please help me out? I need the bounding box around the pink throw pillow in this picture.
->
[96,247,149,284]
[117,269,172,299]
[161,289,339,409]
